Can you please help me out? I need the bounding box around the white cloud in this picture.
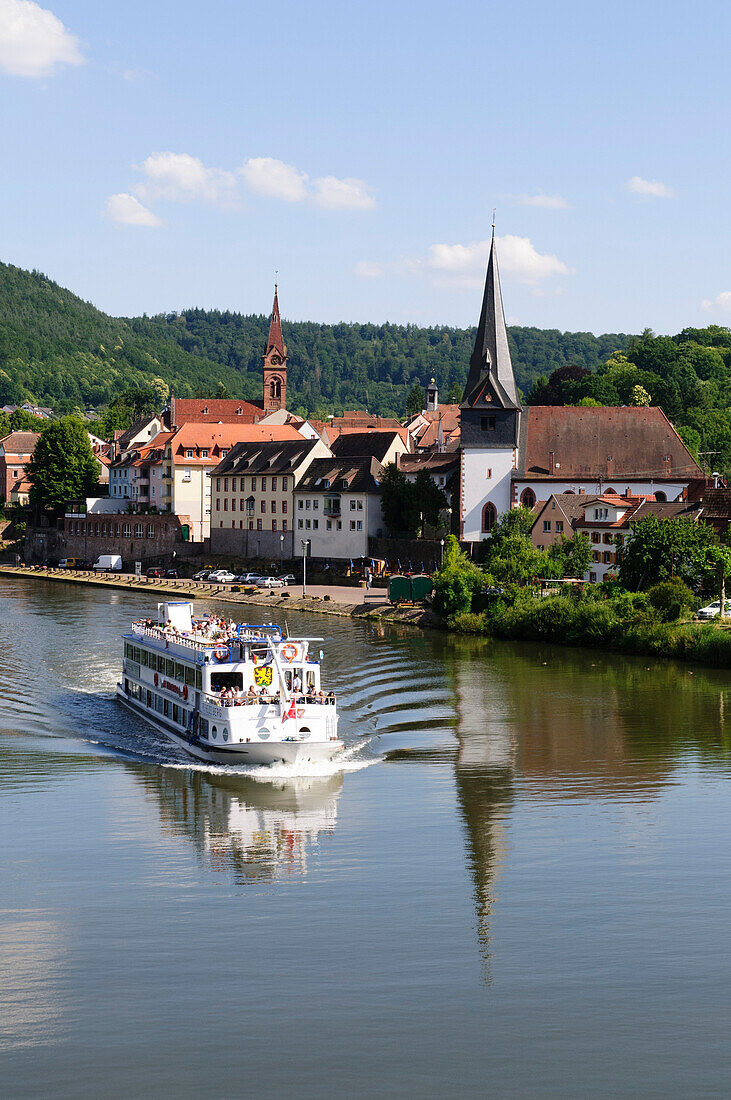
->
[624,175,676,199]
[353,260,384,278]
[0,0,83,77]
[239,157,308,202]
[134,152,237,206]
[701,292,731,313]
[428,234,569,284]
[514,193,569,210]
[311,176,376,211]
[104,193,162,228]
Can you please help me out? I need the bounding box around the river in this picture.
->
[2,577,731,1098]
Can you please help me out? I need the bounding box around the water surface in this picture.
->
[2,577,731,1098]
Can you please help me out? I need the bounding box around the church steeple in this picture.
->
[461,233,520,411]
[262,283,287,413]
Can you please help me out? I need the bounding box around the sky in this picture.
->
[2,0,730,335]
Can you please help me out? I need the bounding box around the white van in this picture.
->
[93,554,123,572]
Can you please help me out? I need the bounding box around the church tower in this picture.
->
[262,285,287,413]
[459,231,521,539]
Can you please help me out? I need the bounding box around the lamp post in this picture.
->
[447,506,453,534]
[440,538,445,566]
[279,533,284,562]
[301,538,309,597]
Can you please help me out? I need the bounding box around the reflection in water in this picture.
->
[134,767,343,884]
[445,636,731,973]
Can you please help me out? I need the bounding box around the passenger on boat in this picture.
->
[292,674,302,693]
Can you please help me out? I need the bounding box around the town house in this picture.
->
[293,457,385,562]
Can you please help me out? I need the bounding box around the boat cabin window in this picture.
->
[184,665,196,687]
[157,654,166,673]
[211,671,243,693]
[165,658,174,678]
[174,662,185,682]
[306,670,316,690]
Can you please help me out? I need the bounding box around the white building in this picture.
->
[293,457,385,561]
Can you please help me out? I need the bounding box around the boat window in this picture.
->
[165,658,174,678]
[174,662,185,682]
[157,655,165,673]
[163,699,170,718]
[222,731,229,741]
[306,671,316,690]
[211,672,243,692]
[195,669,202,690]
[155,695,164,714]
[185,665,196,686]
[133,647,141,664]
[212,726,218,739]
[199,718,209,737]
[140,650,148,667]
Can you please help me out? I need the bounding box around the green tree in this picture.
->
[432,535,482,618]
[447,382,463,404]
[405,383,424,416]
[380,464,420,537]
[413,469,448,531]
[617,515,718,590]
[27,416,100,510]
[631,384,652,406]
[548,532,594,578]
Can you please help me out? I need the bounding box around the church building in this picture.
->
[459,235,704,541]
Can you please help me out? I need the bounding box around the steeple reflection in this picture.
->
[134,767,343,884]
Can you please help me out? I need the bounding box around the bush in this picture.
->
[432,535,483,619]
[647,579,697,622]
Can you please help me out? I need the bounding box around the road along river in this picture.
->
[2,576,731,1098]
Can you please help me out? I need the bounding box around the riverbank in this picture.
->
[449,593,731,668]
[0,564,433,628]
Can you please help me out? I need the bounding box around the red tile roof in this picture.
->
[169,422,302,464]
[517,406,703,481]
[170,398,263,426]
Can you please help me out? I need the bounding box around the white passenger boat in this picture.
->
[116,601,342,766]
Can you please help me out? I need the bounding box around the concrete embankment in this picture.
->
[0,565,432,629]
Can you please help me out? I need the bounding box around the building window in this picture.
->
[282,477,288,491]
[603,552,613,564]
[543,521,551,532]
[282,520,287,532]
[260,500,266,513]
[102,522,107,536]
[591,532,601,543]
[357,501,363,511]
[521,488,536,508]
[224,478,228,491]
[306,499,311,510]
[327,520,332,530]
[593,551,600,562]
[257,519,262,531]
[271,477,277,490]
[306,519,311,529]
[298,519,303,529]
[123,523,131,537]
[216,499,220,511]
[231,498,236,511]
[603,533,613,544]
[251,477,256,490]
[249,521,254,530]
[231,477,237,491]
[272,520,277,531]
[282,501,287,514]
[337,521,342,530]
[261,477,267,491]
[481,416,496,431]
[147,524,154,538]
[556,521,564,533]
[589,571,597,583]
[186,449,194,458]
[223,499,228,511]
[655,491,667,502]
[481,502,497,533]
[298,499,303,510]
[201,449,209,459]
[95,522,100,536]
[313,520,318,530]
[350,520,356,530]
[135,523,144,538]
[271,500,276,513]
[350,500,356,511]
[357,520,362,531]
[216,479,221,491]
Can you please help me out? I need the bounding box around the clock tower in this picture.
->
[262,284,287,413]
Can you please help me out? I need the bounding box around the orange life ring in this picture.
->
[182,684,188,700]
[154,672,158,686]
[215,645,229,662]
[282,644,297,663]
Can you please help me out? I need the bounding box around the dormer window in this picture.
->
[202,406,209,414]
[185,449,194,459]
[237,407,243,415]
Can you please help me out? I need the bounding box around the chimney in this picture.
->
[548,451,555,475]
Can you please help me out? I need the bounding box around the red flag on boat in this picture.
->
[282,697,297,723]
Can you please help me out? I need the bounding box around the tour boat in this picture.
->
[116,600,342,766]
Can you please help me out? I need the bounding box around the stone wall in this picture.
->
[26,512,192,566]
[368,536,443,573]
[210,526,294,560]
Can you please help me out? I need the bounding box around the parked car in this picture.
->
[697,600,727,620]
[257,576,285,588]
[208,569,236,583]
[146,567,164,578]
[279,574,296,586]
[58,558,82,569]
[237,572,264,584]
[165,568,178,578]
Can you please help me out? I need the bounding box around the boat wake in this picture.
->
[158,739,380,782]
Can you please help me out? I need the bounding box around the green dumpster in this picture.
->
[388,575,411,604]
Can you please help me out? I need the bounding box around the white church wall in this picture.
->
[461,448,515,540]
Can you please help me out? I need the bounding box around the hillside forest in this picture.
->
[1,261,730,472]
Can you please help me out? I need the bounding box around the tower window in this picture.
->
[481,502,497,533]
[481,416,496,431]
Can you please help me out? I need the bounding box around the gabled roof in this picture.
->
[516,406,703,481]
[0,431,40,455]
[211,437,323,477]
[330,430,407,463]
[168,397,263,427]
[699,488,731,520]
[115,415,160,451]
[397,452,459,475]
[461,234,520,411]
[295,457,385,493]
[169,423,301,463]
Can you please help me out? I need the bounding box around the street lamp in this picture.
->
[440,538,445,566]
[301,538,309,597]
[279,533,284,561]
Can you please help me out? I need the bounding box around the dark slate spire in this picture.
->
[461,233,520,410]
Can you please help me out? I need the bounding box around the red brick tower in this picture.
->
[262,285,287,413]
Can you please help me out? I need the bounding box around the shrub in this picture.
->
[647,579,697,621]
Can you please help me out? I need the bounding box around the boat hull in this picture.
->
[116,687,344,767]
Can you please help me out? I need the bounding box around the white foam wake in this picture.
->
[159,740,379,782]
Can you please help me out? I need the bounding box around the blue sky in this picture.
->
[2,0,729,335]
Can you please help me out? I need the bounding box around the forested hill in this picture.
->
[0,261,630,418]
